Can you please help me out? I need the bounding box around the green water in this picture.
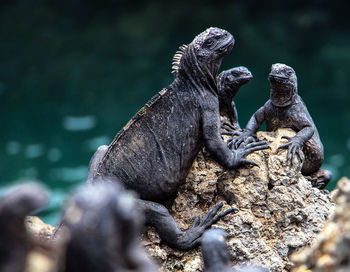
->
[0,1,349,224]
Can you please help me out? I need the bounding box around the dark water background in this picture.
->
[0,0,349,224]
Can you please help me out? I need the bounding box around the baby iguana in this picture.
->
[61,180,157,272]
[0,183,48,272]
[232,63,332,189]
[201,229,267,272]
[217,66,253,131]
[89,27,268,250]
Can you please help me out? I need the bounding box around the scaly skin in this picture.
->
[232,63,332,189]
[89,27,268,250]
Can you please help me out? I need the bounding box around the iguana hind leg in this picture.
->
[138,200,237,250]
[309,169,332,189]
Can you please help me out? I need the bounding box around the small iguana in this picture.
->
[217,66,253,142]
[89,27,268,250]
[218,66,253,130]
[232,63,332,189]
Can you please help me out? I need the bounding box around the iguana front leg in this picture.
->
[221,121,242,149]
[221,101,241,131]
[139,200,237,250]
[221,101,242,145]
[278,126,314,167]
[231,106,265,149]
[202,106,269,168]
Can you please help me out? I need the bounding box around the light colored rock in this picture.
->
[291,177,350,272]
[24,216,58,272]
[143,128,334,272]
[25,216,54,241]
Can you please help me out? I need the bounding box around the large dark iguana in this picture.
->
[232,63,332,189]
[89,27,268,250]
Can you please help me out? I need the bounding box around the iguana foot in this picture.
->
[139,200,237,250]
[222,122,257,150]
[221,122,241,133]
[177,202,237,250]
[278,136,303,167]
[230,140,270,168]
[221,122,243,148]
[227,135,256,149]
[309,169,333,189]
[230,130,257,149]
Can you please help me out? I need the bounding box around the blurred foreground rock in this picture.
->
[292,177,350,272]
[24,216,58,272]
[142,128,334,272]
[25,216,54,241]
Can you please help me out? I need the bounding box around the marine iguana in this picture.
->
[61,180,157,272]
[217,66,253,131]
[0,183,48,272]
[201,229,267,272]
[217,66,253,145]
[90,27,268,250]
[232,63,332,189]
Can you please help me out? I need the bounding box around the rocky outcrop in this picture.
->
[20,128,335,272]
[292,177,350,272]
[142,128,334,272]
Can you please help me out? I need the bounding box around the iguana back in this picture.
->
[96,85,204,201]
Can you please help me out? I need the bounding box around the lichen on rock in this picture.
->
[142,128,334,272]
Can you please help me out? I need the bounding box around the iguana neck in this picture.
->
[270,85,298,107]
[175,45,219,97]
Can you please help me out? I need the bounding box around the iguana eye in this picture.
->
[204,38,214,47]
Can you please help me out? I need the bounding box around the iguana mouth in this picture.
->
[239,75,253,81]
[269,73,288,81]
[217,35,234,55]
[232,75,253,85]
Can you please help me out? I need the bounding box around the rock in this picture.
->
[24,217,62,272]
[142,128,334,272]
[291,177,350,272]
[25,216,54,241]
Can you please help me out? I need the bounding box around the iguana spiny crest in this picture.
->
[172,27,235,75]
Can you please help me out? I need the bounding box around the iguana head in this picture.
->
[268,63,298,107]
[218,66,253,90]
[172,27,234,77]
